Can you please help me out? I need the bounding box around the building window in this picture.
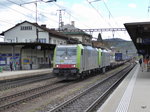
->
[45,57,48,63]
[57,40,60,44]
[53,39,56,44]
[25,39,27,42]
[60,41,63,45]
[38,57,40,64]
[7,39,12,43]
[41,58,43,64]
[39,38,46,43]
[20,26,32,30]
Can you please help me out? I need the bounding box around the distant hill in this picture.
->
[104,38,128,42]
[103,38,132,48]
[103,38,137,57]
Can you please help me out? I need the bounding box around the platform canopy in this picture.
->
[0,42,56,50]
[124,22,150,56]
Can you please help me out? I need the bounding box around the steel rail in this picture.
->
[84,64,135,112]
[0,74,55,91]
[49,64,134,112]
[0,82,73,111]
[0,80,59,102]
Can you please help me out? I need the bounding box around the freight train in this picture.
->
[53,44,121,80]
[115,53,123,61]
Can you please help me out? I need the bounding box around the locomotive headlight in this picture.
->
[55,65,59,67]
[72,64,76,67]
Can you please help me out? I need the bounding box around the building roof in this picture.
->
[124,22,150,56]
[0,21,78,42]
[63,31,91,37]
[60,23,92,37]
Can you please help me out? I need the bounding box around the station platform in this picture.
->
[98,64,150,112]
[0,68,53,81]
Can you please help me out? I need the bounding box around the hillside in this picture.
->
[103,38,137,57]
[104,38,131,48]
[104,38,128,42]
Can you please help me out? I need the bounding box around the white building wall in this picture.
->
[3,22,68,45]
[4,22,50,43]
[51,36,67,45]
[38,30,49,43]
[69,35,92,45]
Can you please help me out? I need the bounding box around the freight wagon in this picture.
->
[115,53,123,61]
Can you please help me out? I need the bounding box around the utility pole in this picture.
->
[57,9,65,31]
[35,1,38,23]
[20,0,57,42]
[20,0,57,23]
[148,6,150,18]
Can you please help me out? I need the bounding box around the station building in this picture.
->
[0,21,78,70]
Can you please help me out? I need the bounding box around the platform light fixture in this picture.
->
[37,45,41,50]
[136,37,143,44]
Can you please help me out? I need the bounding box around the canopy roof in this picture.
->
[124,22,150,56]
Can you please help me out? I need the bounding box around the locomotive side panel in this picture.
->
[98,49,102,68]
[53,44,114,80]
[101,50,111,68]
[77,44,84,73]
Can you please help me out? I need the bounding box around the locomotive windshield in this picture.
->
[56,47,77,56]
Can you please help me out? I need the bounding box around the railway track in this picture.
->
[48,64,135,112]
[0,74,55,91]
[0,80,74,111]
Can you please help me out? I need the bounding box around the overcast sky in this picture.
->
[0,0,150,41]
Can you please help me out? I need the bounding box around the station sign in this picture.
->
[23,58,30,64]
[0,57,6,65]
[0,53,20,57]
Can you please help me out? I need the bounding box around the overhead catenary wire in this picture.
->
[101,0,123,37]
[1,0,58,29]
[102,0,120,27]
[88,0,121,28]
[0,3,34,20]
[4,0,113,30]
[6,0,58,24]
[1,0,127,39]
[0,19,14,25]
[0,1,35,21]
[53,2,93,29]
[86,0,113,28]
[53,1,125,38]
[87,0,125,38]
[86,0,115,39]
